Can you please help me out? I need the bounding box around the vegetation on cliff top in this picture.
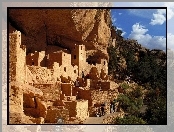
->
[108,26,167,124]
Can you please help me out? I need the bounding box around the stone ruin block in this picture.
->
[64,100,89,122]
[45,107,69,123]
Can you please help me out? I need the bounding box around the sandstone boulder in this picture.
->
[35,97,47,118]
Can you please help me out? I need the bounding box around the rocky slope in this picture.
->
[109,27,166,80]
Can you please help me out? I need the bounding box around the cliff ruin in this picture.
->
[9,9,122,124]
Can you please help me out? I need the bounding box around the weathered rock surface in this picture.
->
[9,9,111,55]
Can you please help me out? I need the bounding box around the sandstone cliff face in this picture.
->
[9,9,111,55]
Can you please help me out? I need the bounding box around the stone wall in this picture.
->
[45,107,69,123]
[46,52,63,68]
[9,84,23,114]
[71,44,87,76]
[76,100,89,121]
[85,61,108,80]
[47,51,78,81]
[33,82,61,106]
[64,100,89,121]
[26,51,46,67]
[9,30,26,84]
[26,52,39,66]
[89,89,119,116]
[26,65,53,84]
[52,62,61,81]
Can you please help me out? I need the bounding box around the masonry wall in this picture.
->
[91,90,109,106]
[26,52,39,66]
[59,51,78,80]
[9,33,17,65]
[9,31,26,84]
[52,62,61,81]
[59,66,78,82]
[71,45,86,76]
[26,65,53,84]
[75,89,110,116]
[33,82,61,106]
[76,100,89,121]
[26,51,46,67]
[85,58,108,76]
[110,81,119,90]
[9,85,23,114]
[52,62,78,82]
[89,89,119,116]
[64,100,89,121]
[45,107,69,123]
[47,52,62,68]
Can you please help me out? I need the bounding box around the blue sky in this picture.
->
[111,9,166,51]
[112,2,174,52]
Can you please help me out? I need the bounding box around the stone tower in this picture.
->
[9,30,26,84]
[71,44,86,77]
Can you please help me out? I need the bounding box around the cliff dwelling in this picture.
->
[8,9,122,124]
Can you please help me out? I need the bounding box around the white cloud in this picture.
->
[167,33,174,51]
[129,23,166,50]
[121,31,126,36]
[118,13,122,15]
[164,2,174,20]
[150,9,166,25]
[117,27,126,37]
[111,15,117,25]
[115,2,174,21]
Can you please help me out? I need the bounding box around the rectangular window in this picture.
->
[74,55,76,59]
